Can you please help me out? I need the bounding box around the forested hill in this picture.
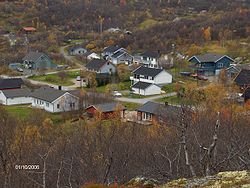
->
[1,0,250,63]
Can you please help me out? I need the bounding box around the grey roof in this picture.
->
[133,66,163,77]
[88,102,126,112]
[136,101,181,116]
[191,53,233,63]
[30,87,68,103]
[85,59,108,71]
[69,45,85,51]
[132,82,153,89]
[1,88,31,98]
[103,46,121,53]
[111,51,125,58]
[141,51,160,58]
[235,69,250,86]
[0,78,24,89]
[22,51,46,62]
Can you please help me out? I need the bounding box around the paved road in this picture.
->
[116,92,177,104]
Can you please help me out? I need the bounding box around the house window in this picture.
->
[70,102,75,108]
[137,75,140,79]
[57,104,60,109]
[218,62,224,68]
[134,74,137,78]
[144,113,152,120]
[107,62,110,65]
[46,102,49,107]
[145,76,148,79]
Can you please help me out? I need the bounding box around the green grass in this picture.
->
[121,102,141,111]
[5,105,32,120]
[138,19,160,30]
[155,95,181,105]
[29,70,80,86]
[4,105,70,124]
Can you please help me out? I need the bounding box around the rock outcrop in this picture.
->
[160,171,250,188]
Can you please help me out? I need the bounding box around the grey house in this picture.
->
[22,51,57,70]
[85,59,116,74]
[109,50,133,65]
[68,46,87,56]
[102,45,125,58]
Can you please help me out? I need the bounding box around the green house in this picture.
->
[22,51,57,70]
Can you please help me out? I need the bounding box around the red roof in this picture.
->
[22,27,36,31]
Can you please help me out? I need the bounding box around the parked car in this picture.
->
[17,67,24,72]
[113,91,122,97]
[76,76,81,81]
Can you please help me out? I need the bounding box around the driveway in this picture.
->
[60,46,84,68]
[116,92,177,104]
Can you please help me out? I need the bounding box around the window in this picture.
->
[217,62,224,68]
[144,113,152,120]
[57,104,60,109]
[145,76,148,79]
[134,74,137,78]
[137,75,140,79]
[46,102,49,107]
[107,62,110,65]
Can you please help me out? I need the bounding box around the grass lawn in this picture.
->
[5,105,32,120]
[29,70,80,86]
[120,102,141,111]
[155,95,181,105]
[137,19,161,30]
[4,105,69,124]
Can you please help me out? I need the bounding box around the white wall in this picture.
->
[0,91,7,105]
[154,71,173,84]
[132,84,161,96]
[6,97,32,105]
[31,93,79,113]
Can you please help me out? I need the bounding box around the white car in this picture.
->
[76,76,81,81]
[113,91,122,97]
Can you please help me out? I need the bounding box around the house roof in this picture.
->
[243,87,250,100]
[190,53,234,63]
[136,101,181,116]
[133,66,164,77]
[111,51,125,58]
[30,87,69,103]
[103,46,121,53]
[132,82,154,90]
[69,45,85,51]
[1,88,31,98]
[87,102,126,112]
[22,51,46,62]
[85,59,109,71]
[235,69,250,86]
[141,51,160,58]
[22,27,36,32]
[0,78,24,90]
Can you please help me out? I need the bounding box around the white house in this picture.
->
[30,87,80,113]
[85,59,116,74]
[108,51,133,65]
[130,66,172,96]
[134,51,160,68]
[0,88,32,105]
[84,51,100,60]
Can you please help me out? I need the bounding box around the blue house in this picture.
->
[188,53,234,76]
